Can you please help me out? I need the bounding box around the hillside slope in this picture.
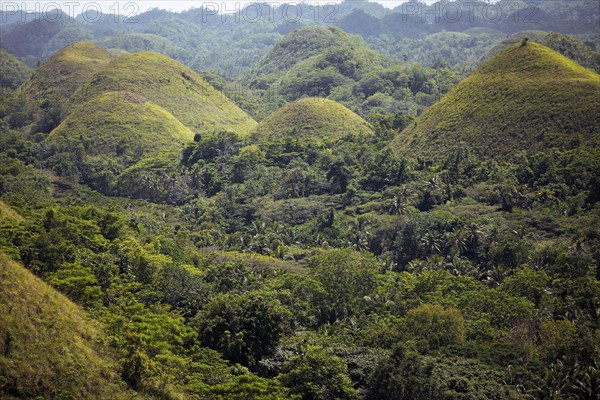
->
[20,41,113,109]
[241,26,389,109]
[0,253,137,399]
[391,42,600,159]
[252,97,374,144]
[46,91,194,191]
[74,51,257,136]
[472,31,600,72]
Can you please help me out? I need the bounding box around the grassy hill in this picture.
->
[0,253,137,399]
[47,91,194,192]
[391,42,600,159]
[20,41,113,109]
[241,26,398,115]
[245,25,383,78]
[244,25,388,89]
[0,49,32,90]
[74,51,257,136]
[252,97,374,144]
[472,31,600,72]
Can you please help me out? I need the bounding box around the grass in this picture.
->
[471,31,600,72]
[391,42,600,160]
[252,97,374,144]
[204,250,308,275]
[0,200,23,227]
[49,91,194,169]
[0,253,139,399]
[74,50,257,136]
[20,41,113,109]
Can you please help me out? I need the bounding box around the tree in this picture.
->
[404,304,465,349]
[348,216,371,251]
[367,344,441,400]
[327,160,351,194]
[308,249,380,324]
[420,231,443,256]
[279,346,357,400]
[193,292,290,368]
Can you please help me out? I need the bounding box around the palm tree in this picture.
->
[568,360,600,400]
[445,228,468,256]
[481,264,510,287]
[389,195,408,215]
[420,231,442,256]
[349,216,371,251]
[465,223,485,254]
[389,185,413,215]
[327,160,351,193]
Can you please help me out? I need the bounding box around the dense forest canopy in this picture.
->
[1,1,599,399]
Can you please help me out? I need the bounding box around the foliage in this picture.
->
[279,346,358,400]
[403,304,466,349]
[0,49,32,90]
[1,13,599,399]
[192,291,290,368]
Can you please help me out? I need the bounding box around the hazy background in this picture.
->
[10,0,440,16]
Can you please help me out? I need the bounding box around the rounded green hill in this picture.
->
[252,97,374,144]
[391,42,600,159]
[472,31,600,72]
[244,25,388,88]
[48,91,194,169]
[250,25,358,75]
[20,41,113,108]
[74,51,257,136]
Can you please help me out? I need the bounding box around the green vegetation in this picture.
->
[366,28,506,70]
[392,42,600,159]
[1,14,599,400]
[0,49,32,90]
[242,25,460,118]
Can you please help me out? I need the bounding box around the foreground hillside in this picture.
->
[392,42,600,159]
[0,252,137,399]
